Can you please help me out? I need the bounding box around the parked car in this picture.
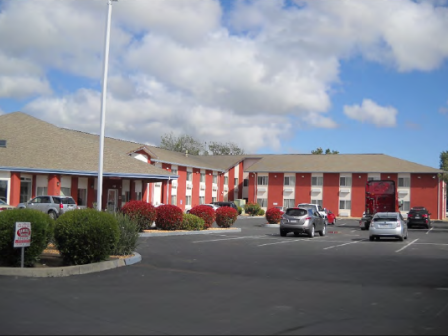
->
[186,204,219,214]
[297,203,328,224]
[211,201,239,212]
[407,206,431,229]
[280,207,326,238]
[326,210,336,225]
[0,199,15,212]
[18,195,78,219]
[369,212,408,241]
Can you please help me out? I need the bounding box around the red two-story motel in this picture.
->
[1,112,446,219]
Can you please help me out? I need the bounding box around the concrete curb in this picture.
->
[0,252,141,278]
[140,228,241,237]
[262,224,280,228]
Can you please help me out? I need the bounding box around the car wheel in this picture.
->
[319,224,326,237]
[369,236,375,241]
[280,230,287,237]
[48,210,57,220]
[398,236,404,242]
[375,236,380,241]
[294,232,301,237]
[307,225,315,238]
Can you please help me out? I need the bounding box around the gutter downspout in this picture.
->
[167,177,170,205]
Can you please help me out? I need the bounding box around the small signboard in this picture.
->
[14,222,31,248]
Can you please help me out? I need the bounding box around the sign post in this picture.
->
[14,222,32,268]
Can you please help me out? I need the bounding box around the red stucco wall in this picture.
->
[411,173,438,218]
[295,173,311,205]
[206,170,213,203]
[192,168,200,206]
[267,173,284,209]
[323,173,339,213]
[352,173,368,217]
[238,162,244,199]
[48,174,60,196]
[228,167,235,202]
[10,172,20,206]
[177,166,187,210]
[248,173,256,203]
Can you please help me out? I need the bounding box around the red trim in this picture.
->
[268,173,284,209]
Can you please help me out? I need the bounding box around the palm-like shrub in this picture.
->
[121,200,157,232]
[111,213,140,256]
[188,205,216,229]
[266,207,283,224]
[181,214,205,231]
[216,207,238,228]
[155,204,183,230]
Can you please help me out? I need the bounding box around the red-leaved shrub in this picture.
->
[265,207,283,224]
[155,204,183,230]
[189,205,216,229]
[121,200,156,232]
[216,207,238,228]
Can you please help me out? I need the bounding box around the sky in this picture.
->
[0,0,447,169]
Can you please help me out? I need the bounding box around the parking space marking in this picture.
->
[258,239,307,247]
[193,235,268,243]
[396,239,419,253]
[415,243,448,246]
[323,240,366,250]
[426,227,434,235]
[338,223,347,226]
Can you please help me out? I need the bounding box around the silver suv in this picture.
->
[18,195,78,219]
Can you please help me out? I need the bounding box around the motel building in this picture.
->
[1,112,446,220]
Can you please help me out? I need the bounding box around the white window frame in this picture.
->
[398,177,410,187]
[257,198,267,207]
[258,176,269,185]
[284,176,295,186]
[283,199,295,209]
[340,176,352,187]
[312,177,323,186]
[339,200,351,210]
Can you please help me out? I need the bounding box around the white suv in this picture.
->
[296,203,328,224]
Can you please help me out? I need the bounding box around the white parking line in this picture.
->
[396,239,419,253]
[426,227,434,235]
[415,243,448,246]
[338,223,347,226]
[323,240,365,250]
[258,240,306,247]
[193,236,267,243]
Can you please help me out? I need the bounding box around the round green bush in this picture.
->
[216,207,238,228]
[54,209,120,265]
[181,214,205,231]
[121,200,157,232]
[237,206,243,215]
[245,202,261,216]
[111,213,140,256]
[155,204,183,230]
[258,208,265,216]
[0,209,54,267]
[188,205,216,229]
[266,207,283,224]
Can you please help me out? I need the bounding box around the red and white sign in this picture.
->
[14,222,31,248]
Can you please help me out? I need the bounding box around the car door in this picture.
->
[26,197,41,211]
[314,211,324,231]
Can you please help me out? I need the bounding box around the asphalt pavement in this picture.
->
[1,218,448,335]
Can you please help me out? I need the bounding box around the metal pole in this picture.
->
[97,0,116,211]
[21,247,24,268]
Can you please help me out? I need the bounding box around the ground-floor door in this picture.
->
[107,189,118,212]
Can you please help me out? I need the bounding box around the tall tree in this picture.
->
[160,132,204,155]
[311,147,339,154]
[440,151,448,199]
[208,141,245,155]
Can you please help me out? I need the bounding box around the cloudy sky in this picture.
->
[1,0,447,168]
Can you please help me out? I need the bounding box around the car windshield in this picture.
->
[285,209,307,217]
[0,199,6,205]
[374,217,398,222]
[298,204,314,209]
[53,197,76,205]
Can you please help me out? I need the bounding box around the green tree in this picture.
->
[311,147,339,154]
[208,141,245,155]
[440,151,448,198]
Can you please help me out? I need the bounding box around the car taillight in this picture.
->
[397,221,401,228]
[305,217,311,220]
[59,203,63,209]
[423,214,428,218]
[408,214,413,218]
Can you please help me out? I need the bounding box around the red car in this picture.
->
[326,210,336,225]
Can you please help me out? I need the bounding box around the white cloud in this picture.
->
[0,76,52,99]
[344,99,398,127]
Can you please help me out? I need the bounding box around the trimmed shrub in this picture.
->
[54,209,120,265]
[188,205,216,229]
[121,200,157,232]
[245,202,261,216]
[0,209,54,267]
[237,206,243,215]
[111,213,140,256]
[216,207,238,228]
[258,208,265,216]
[181,214,205,231]
[155,204,183,230]
[266,207,283,224]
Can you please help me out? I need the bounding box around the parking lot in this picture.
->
[1,218,448,335]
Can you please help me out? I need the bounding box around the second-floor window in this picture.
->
[398,177,410,187]
[284,176,295,186]
[234,178,239,187]
[200,173,205,183]
[187,172,192,181]
[224,176,228,185]
[213,175,217,184]
[258,176,269,185]
[312,176,323,186]
[340,177,352,187]
[244,179,249,187]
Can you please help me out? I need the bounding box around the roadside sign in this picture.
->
[14,222,31,248]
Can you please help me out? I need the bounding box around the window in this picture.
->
[311,199,323,207]
[60,187,71,196]
[340,177,352,187]
[172,169,178,176]
[20,177,32,203]
[234,178,239,187]
[401,201,410,211]
[213,175,217,184]
[199,196,205,205]
[0,180,8,203]
[124,191,130,202]
[212,197,217,203]
[187,172,192,181]
[244,179,249,187]
[398,177,410,187]
[284,176,295,186]
[37,187,47,196]
[200,173,205,183]
[257,198,267,207]
[286,208,307,216]
[339,200,351,210]
[186,196,192,206]
[283,199,295,209]
[136,192,142,201]
[224,176,228,185]
[171,195,177,205]
[258,176,269,185]
[368,177,376,181]
[77,189,87,206]
[311,177,323,186]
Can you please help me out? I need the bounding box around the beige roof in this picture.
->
[243,154,444,174]
[0,112,175,180]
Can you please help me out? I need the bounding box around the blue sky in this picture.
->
[0,0,447,169]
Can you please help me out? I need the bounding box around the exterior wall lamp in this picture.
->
[57,182,60,187]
